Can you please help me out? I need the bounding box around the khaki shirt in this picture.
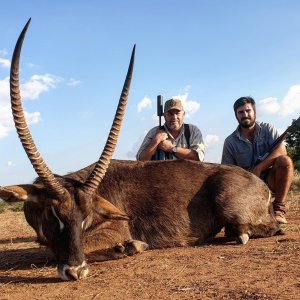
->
[221,121,280,171]
[136,123,205,161]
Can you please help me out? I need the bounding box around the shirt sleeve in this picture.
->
[221,138,236,165]
[189,125,205,162]
[267,123,280,144]
[136,126,159,160]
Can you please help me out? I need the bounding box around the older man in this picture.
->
[222,96,294,224]
[136,98,205,161]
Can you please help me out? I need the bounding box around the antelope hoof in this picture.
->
[275,227,285,235]
[237,233,249,245]
[124,239,149,255]
[113,243,126,254]
[58,261,89,281]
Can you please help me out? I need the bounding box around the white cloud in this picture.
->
[257,97,280,115]
[0,122,12,138]
[0,73,61,139]
[27,62,36,69]
[0,58,10,69]
[7,161,15,167]
[138,91,200,116]
[280,84,300,116]
[0,49,10,69]
[0,49,8,56]
[151,113,165,126]
[257,84,300,117]
[204,134,219,147]
[21,74,62,100]
[137,96,152,112]
[126,134,145,159]
[139,91,201,124]
[0,77,9,105]
[68,78,81,86]
[0,103,14,138]
[0,105,41,139]
[171,92,200,115]
[24,111,41,124]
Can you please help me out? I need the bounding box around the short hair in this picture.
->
[233,96,256,114]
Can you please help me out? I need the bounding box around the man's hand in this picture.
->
[251,144,287,178]
[153,130,168,144]
[158,139,173,152]
[138,130,169,161]
[251,165,263,178]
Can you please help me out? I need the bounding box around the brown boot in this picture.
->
[275,210,287,224]
[273,200,287,224]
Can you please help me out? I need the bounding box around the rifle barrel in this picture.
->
[258,116,300,160]
[157,95,163,128]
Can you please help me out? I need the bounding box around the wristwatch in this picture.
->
[172,146,177,155]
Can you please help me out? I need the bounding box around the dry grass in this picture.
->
[289,173,300,212]
[0,201,23,214]
[291,172,300,191]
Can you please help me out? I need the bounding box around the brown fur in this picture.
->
[69,159,280,250]
[1,159,281,280]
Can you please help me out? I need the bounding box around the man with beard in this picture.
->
[221,96,294,224]
[136,98,205,161]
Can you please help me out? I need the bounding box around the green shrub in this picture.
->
[0,201,6,214]
[0,201,24,213]
[291,173,300,192]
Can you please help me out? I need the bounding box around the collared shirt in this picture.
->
[221,121,280,171]
[136,123,205,161]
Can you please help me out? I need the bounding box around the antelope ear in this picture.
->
[93,196,129,221]
[0,184,41,202]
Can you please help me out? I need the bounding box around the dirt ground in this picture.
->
[0,193,299,300]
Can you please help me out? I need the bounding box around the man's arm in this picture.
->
[173,147,199,160]
[186,125,205,161]
[158,139,199,160]
[251,122,287,177]
[251,143,287,177]
[156,124,202,161]
[137,130,168,161]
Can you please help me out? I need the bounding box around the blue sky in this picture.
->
[1,1,300,186]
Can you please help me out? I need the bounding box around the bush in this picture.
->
[0,201,24,213]
[291,172,300,192]
[293,160,300,172]
[0,201,6,214]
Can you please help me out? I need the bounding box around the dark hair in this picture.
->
[233,96,256,114]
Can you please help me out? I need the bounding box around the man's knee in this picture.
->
[274,155,293,169]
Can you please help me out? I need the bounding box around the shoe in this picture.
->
[275,211,287,224]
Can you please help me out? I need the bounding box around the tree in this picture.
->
[285,119,300,171]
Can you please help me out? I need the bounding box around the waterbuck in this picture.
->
[0,19,281,281]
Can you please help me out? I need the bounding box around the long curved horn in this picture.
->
[83,45,136,195]
[10,18,66,199]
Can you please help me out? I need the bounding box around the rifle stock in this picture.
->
[255,116,300,165]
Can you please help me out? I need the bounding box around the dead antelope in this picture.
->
[0,19,281,281]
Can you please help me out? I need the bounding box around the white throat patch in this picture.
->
[51,206,65,231]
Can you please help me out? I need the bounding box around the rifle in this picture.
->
[255,116,300,164]
[155,95,167,160]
